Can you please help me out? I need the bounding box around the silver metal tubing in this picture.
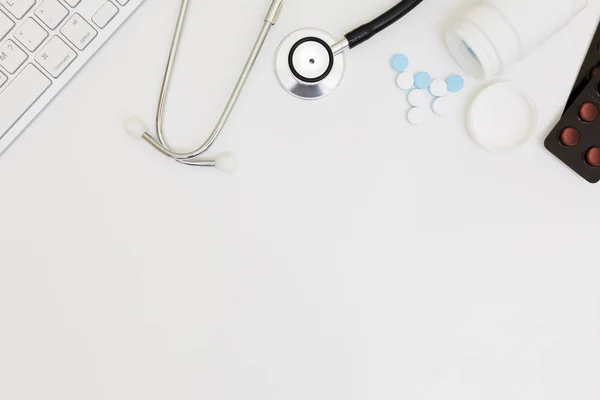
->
[142,0,283,165]
[331,38,349,56]
[178,159,216,167]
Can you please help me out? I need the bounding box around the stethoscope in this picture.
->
[125,0,423,172]
[276,0,424,100]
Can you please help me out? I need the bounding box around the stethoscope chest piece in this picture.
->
[276,28,346,100]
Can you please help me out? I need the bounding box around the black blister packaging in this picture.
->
[546,75,600,183]
[565,22,600,111]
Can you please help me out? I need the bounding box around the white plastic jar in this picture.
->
[446,0,588,79]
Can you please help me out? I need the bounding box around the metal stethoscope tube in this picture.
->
[128,0,423,170]
[126,0,284,172]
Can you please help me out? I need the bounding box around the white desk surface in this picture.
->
[1,0,599,399]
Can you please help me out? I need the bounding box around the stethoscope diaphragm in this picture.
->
[275,28,346,100]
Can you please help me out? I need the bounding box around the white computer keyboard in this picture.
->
[0,0,145,155]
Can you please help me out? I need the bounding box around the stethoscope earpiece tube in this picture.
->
[126,0,284,172]
[344,0,424,48]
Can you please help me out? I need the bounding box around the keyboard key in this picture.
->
[92,1,118,29]
[60,13,96,50]
[0,0,145,156]
[35,0,68,29]
[14,17,47,51]
[0,10,15,41]
[35,35,76,77]
[0,64,51,139]
[0,0,35,19]
[0,40,27,73]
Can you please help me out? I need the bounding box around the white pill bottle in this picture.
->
[446,0,588,79]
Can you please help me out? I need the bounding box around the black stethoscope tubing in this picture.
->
[344,0,425,49]
[287,0,424,83]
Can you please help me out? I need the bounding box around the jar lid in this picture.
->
[467,82,538,152]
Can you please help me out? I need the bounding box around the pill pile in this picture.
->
[391,53,465,125]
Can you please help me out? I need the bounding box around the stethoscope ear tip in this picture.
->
[124,116,148,139]
[125,115,235,173]
[214,152,237,174]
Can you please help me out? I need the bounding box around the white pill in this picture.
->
[429,78,448,97]
[407,107,426,125]
[408,89,428,107]
[432,97,448,116]
[396,72,414,90]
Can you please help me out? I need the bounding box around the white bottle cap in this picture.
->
[467,82,538,152]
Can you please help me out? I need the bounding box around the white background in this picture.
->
[1,0,599,399]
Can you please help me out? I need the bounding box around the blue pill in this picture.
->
[447,75,465,93]
[414,72,432,89]
[391,54,409,72]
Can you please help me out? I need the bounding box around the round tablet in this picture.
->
[407,107,426,125]
[429,79,448,97]
[391,54,409,72]
[408,89,428,107]
[396,72,414,90]
[446,75,465,93]
[586,147,600,166]
[414,72,432,89]
[579,102,599,122]
[432,97,448,116]
[588,66,600,80]
[559,127,581,147]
